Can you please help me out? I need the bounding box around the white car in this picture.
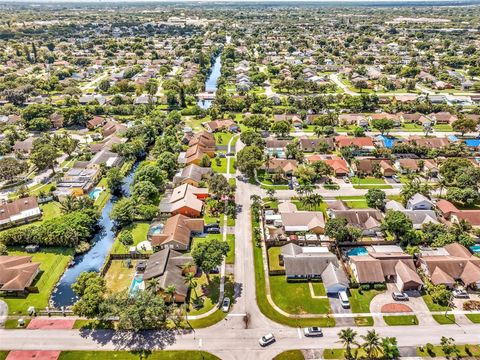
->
[222,297,231,312]
[453,289,469,299]
[303,327,323,337]
[343,176,350,183]
[259,333,275,347]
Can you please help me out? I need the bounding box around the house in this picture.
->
[385,200,438,229]
[429,112,458,125]
[338,113,367,126]
[406,136,450,149]
[329,208,383,236]
[399,113,431,125]
[0,256,41,293]
[142,248,195,302]
[277,202,325,234]
[306,155,349,177]
[202,119,239,133]
[0,197,42,230]
[262,159,298,175]
[173,164,212,187]
[419,243,480,288]
[149,214,204,251]
[184,132,216,166]
[13,137,36,154]
[102,120,128,138]
[87,116,105,130]
[298,137,334,152]
[352,158,396,177]
[89,149,124,168]
[265,138,291,158]
[436,199,480,228]
[334,136,375,152]
[159,184,208,217]
[280,243,348,293]
[406,193,434,210]
[54,163,101,199]
[349,245,423,291]
[50,113,64,129]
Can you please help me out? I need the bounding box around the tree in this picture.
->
[207,173,230,198]
[60,195,79,214]
[372,118,395,135]
[266,188,276,201]
[301,194,323,210]
[271,120,291,137]
[452,117,477,136]
[134,165,167,189]
[382,210,413,241]
[118,230,134,250]
[240,129,265,148]
[0,158,28,182]
[156,152,178,179]
[366,188,386,210]
[132,181,159,204]
[361,330,382,359]
[106,167,123,195]
[30,142,58,174]
[191,238,229,283]
[110,198,135,227]
[59,136,78,157]
[242,114,270,130]
[164,284,176,303]
[337,328,358,360]
[72,272,106,318]
[440,336,459,358]
[325,218,362,243]
[382,337,400,359]
[237,146,264,178]
[184,272,198,299]
[199,154,211,167]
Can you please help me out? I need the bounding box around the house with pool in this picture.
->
[149,214,204,251]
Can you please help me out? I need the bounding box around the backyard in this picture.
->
[110,222,151,254]
[104,260,136,293]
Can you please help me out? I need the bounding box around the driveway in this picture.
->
[328,294,354,326]
[0,299,7,328]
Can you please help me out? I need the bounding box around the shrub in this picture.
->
[426,343,435,356]
[374,283,387,291]
[360,284,371,291]
[463,300,480,311]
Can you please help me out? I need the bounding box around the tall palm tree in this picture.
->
[164,285,176,303]
[297,183,315,196]
[184,272,198,298]
[313,125,323,138]
[307,193,323,210]
[337,328,358,360]
[361,330,382,359]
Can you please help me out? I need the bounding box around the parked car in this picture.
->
[209,266,220,274]
[392,292,409,301]
[259,333,275,347]
[343,176,350,183]
[338,290,350,308]
[226,152,234,156]
[222,297,231,312]
[392,175,401,183]
[219,153,226,158]
[453,289,469,299]
[303,327,323,337]
[205,227,221,234]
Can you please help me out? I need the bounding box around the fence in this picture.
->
[100,253,150,276]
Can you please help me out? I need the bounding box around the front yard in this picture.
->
[383,314,418,326]
[1,247,73,315]
[351,177,392,189]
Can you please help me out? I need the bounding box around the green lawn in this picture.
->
[211,157,228,173]
[351,177,392,189]
[94,178,111,209]
[344,200,369,208]
[311,282,327,296]
[422,294,450,311]
[383,315,418,326]
[0,201,62,235]
[188,274,221,316]
[252,214,335,327]
[110,222,151,254]
[58,351,220,360]
[417,344,480,357]
[0,352,8,360]
[354,316,374,326]
[226,234,235,264]
[269,276,331,314]
[214,132,234,146]
[4,318,31,329]
[1,247,73,315]
[268,247,284,271]
[432,314,456,324]
[466,314,480,323]
[401,123,425,132]
[104,260,136,292]
[349,289,384,313]
[273,350,304,360]
[323,348,382,359]
[291,200,328,214]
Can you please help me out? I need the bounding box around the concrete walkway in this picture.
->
[0,300,7,328]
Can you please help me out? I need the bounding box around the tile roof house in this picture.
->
[349,245,423,291]
[159,184,209,217]
[436,199,480,228]
[87,116,106,130]
[429,112,458,124]
[202,119,239,133]
[149,214,204,251]
[102,120,128,138]
[306,155,349,177]
[13,137,36,154]
[352,158,396,177]
[0,197,42,230]
[399,112,431,125]
[334,136,375,151]
[0,256,40,292]
[278,202,325,234]
[338,113,367,126]
[298,137,334,152]
[173,164,212,187]
[142,248,195,302]
[406,136,450,149]
[419,243,480,288]
[329,208,383,236]
[184,132,216,166]
[263,159,298,175]
[280,243,348,293]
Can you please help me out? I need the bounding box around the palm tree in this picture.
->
[307,193,323,210]
[59,194,78,214]
[146,278,159,293]
[266,188,276,201]
[184,272,198,298]
[164,285,176,303]
[297,183,315,196]
[337,328,358,360]
[313,125,323,138]
[361,330,382,359]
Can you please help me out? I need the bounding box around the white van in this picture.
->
[338,290,350,308]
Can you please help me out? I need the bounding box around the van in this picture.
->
[338,290,350,308]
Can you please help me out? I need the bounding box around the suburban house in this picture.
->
[202,119,239,133]
[280,243,348,293]
[0,256,41,293]
[298,137,334,152]
[13,137,36,154]
[352,158,396,177]
[394,159,438,176]
[399,112,431,125]
[429,112,458,124]
[0,197,42,230]
[328,207,383,236]
[262,158,298,175]
[184,132,216,166]
[149,214,204,251]
[406,193,434,210]
[349,245,423,291]
[87,116,106,130]
[159,184,209,218]
[277,202,325,234]
[142,248,195,302]
[385,200,439,229]
[419,243,480,288]
[54,163,101,199]
[334,136,375,153]
[406,136,450,149]
[265,138,291,158]
[436,199,480,228]
[338,113,367,126]
[102,120,128,138]
[306,155,349,177]
[173,164,212,187]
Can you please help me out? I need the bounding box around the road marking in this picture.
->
[199,338,202,348]
[297,328,302,339]
[227,313,247,317]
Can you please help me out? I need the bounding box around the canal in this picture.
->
[197,53,222,110]
[51,165,136,308]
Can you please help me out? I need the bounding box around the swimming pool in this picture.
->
[347,247,368,257]
[377,135,396,149]
[470,245,480,253]
[268,149,286,159]
[150,224,164,235]
[129,275,144,296]
[465,139,480,148]
[89,188,103,200]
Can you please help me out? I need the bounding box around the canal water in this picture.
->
[51,165,136,308]
[197,53,222,110]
